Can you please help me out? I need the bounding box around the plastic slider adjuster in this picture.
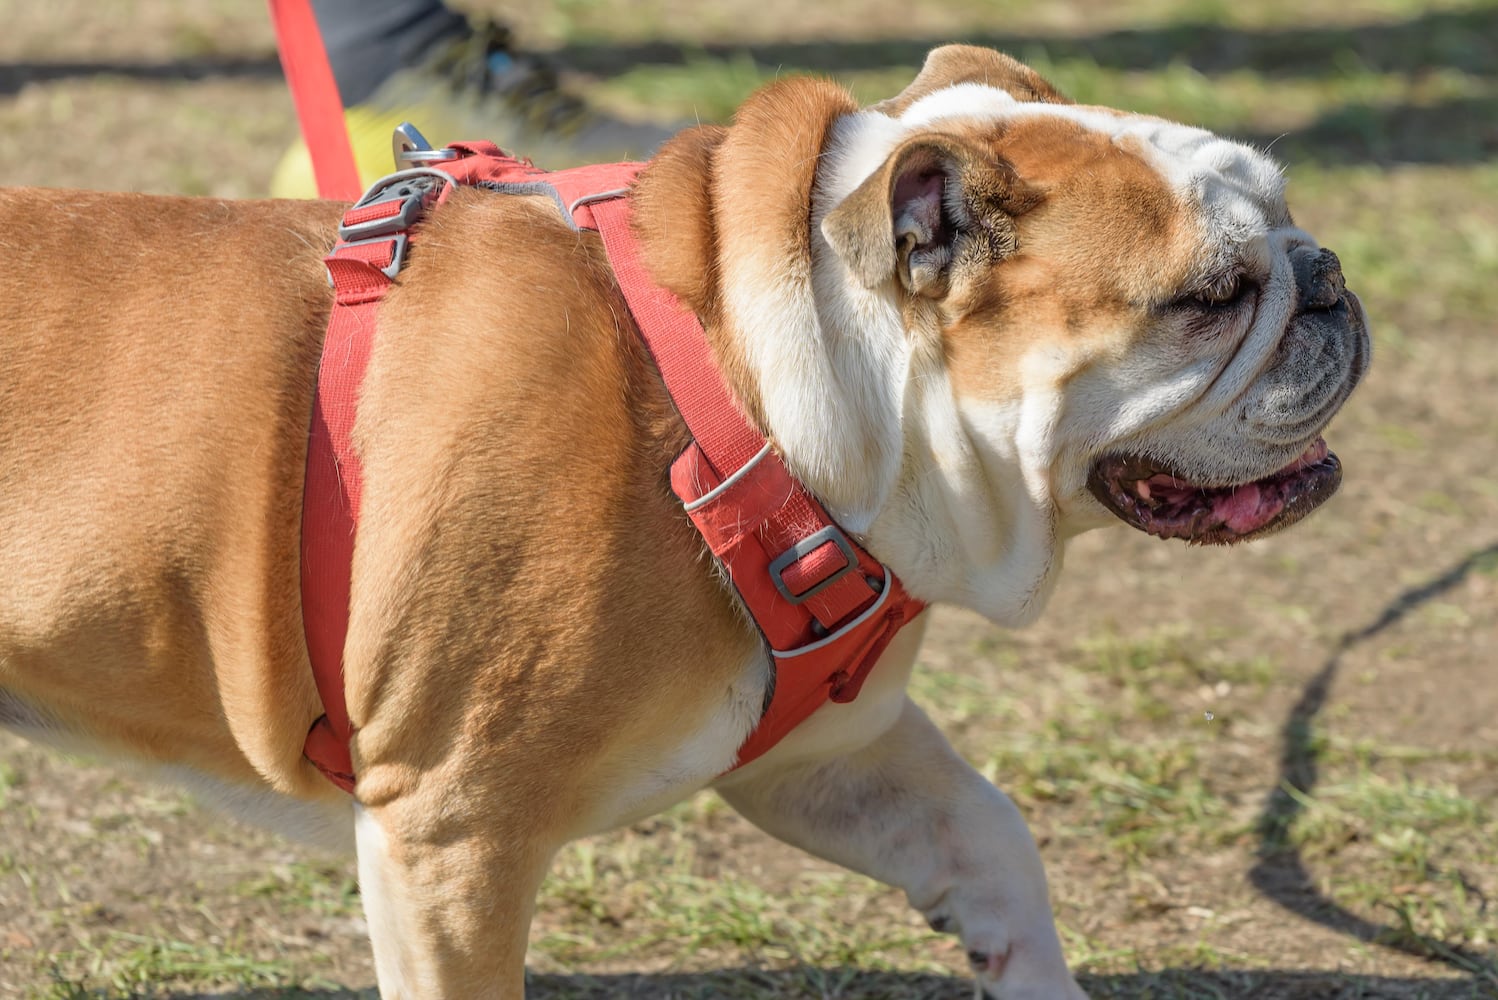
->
[768,525,860,604]
[328,168,455,284]
[337,171,450,243]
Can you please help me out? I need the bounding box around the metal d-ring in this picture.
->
[392,122,459,170]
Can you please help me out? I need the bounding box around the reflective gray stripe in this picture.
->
[569,188,632,216]
[682,443,774,513]
[474,180,577,230]
[769,567,892,659]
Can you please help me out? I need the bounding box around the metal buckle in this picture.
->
[768,525,860,605]
[393,122,459,170]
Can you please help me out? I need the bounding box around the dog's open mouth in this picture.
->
[1086,437,1342,545]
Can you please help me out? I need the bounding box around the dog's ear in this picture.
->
[874,46,1072,118]
[821,134,1041,299]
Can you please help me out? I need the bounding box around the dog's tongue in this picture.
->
[1140,475,1273,534]
[1135,437,1328,538]
[1212,438,1329,532]
[1217,482,1266,533]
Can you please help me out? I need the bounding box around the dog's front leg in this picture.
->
[717,697,1086,1000]
[353,797,549,999]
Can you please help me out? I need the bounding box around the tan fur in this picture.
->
[0,182,766,993]
[348,188,758,821]
[941,116,1192,400]
[0,47,1357,1000]
[873,45,1073,117]
[639,78,860,434]
[815,108,1190,405]
[631,124,727,322]
[0,190,341,793]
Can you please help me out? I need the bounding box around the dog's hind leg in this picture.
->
[716,697,1087,1000]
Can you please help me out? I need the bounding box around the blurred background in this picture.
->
[0,1,1495,998]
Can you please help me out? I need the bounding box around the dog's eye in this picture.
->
[1192,274,1248,309]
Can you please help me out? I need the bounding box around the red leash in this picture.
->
[266,0,363,201]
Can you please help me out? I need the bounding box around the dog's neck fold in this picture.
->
[633,80,905,524]
[632,79,1067,626]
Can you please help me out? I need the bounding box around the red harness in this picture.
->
[300,144,925,793]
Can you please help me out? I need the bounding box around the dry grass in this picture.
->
[2,0,1497,997]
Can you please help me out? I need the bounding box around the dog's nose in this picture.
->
[1293,247,1346,311]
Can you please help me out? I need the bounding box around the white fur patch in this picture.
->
[712,110,911,530]
[584,650,767,832]
[898,83,1287,218]
[760,83,1317,624]
[355,804,415,998]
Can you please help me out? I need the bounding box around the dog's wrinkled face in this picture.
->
[650,47,1372,622]
[821,51,1369,559]
[944,104,1371,546]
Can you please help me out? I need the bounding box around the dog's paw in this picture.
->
[972,967,1090,1000]
[924,906,1087,1000]
[969,946,1008,977]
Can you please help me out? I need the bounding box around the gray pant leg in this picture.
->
[312,0,470,104]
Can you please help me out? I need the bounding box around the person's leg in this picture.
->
[271,1,677,196]
[311,0,467,106]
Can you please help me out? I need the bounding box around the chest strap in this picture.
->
[300,137,924,793]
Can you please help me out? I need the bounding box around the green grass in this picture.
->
[913,627,1266,862]
[40,935,313,997]
[238,861,361,918]
[1280,770,1498,961]
[0,760,21,810]
[4,1,1498,998]
[533,802,940,977]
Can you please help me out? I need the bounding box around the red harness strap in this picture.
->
[300,144,925,791]
[302,169,458,792]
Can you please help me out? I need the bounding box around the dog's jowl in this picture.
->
[0,45,1367,999]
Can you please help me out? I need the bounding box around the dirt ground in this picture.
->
[1,1,1496,998]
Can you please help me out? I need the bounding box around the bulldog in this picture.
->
[0,46,1367,999]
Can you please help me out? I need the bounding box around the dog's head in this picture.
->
[635,46,1370,623]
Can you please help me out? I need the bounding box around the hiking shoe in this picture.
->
[270,19,677,198]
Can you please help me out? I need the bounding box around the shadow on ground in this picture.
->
[554,6,1498,81]
[166,967,1496,999]
[2,6,1494,165]
[555,5,1498,166]
[532,967,1498,998]
[1238,95,1498,165]
[0,55,281,97]
[1251,540,1498,988]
